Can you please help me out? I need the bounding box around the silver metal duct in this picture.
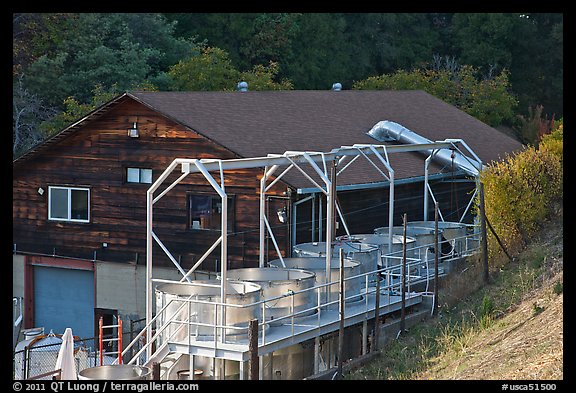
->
[367,120,482,176]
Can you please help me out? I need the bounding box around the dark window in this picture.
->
[188,194,235,232]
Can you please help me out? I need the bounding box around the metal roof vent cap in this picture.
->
[237,81,248,92]
[331,82,342,91]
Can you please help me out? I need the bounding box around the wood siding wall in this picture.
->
[13,98,290,271]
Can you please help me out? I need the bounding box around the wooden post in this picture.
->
[337,249,345,378]
[152,362,160,380]
[118,317,123,365]
[400,213,407,334]
[248,319,259,380]
[433,202,439,316]
[479,182,489,284]
[99,316,103,366]
[373,271,380,352]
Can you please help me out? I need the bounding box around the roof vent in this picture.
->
[331,82,342,91]
[237,81,248,92]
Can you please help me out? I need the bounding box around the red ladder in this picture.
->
[99,316,123,365]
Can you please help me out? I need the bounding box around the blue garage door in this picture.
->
[34,266,94,340]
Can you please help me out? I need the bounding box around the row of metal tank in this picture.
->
[149,220,474,379]
[155,221,472,345]
[35,221,473,380]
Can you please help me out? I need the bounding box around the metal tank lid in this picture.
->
[294,241,380,253]
[226,267,316,284]
[156,279,261,296]
[337,233,416,245]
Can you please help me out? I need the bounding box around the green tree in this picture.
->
[14,13,563,154]
[168,47,238,91]
[13,13,76,75]
[451,13,563,120]
[452,13,519,70]
[478,128,562,262]
[13,74,57,157]
[168,46,293,91]
[239,62,293,91]
[165,13,259,71]
[37,83,158,138]
[282,13,350,89]
[353,63,517,127]
[19,13,196,108]
[239,13,301,67]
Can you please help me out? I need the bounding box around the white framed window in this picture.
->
[48,186,90,222]
[126,167,153,184]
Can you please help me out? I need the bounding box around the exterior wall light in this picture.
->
[128,122,139,138]
[277,207,287,223]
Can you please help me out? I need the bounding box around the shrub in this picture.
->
[539,120,563,164]
[478,128,563,264]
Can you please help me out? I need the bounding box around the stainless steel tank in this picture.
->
[155,280,262,342]
[338,233,417,264]
[187,356,242,380]
[406,221,470,255]
[226,268,316,326]
[374,225,443,265]
[269,257,362,305]
[263,341,315,380]
[292,241,379,286]
[78,365,151,380]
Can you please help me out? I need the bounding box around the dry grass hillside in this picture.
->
[346,208,563,380]
[416,272,563,380]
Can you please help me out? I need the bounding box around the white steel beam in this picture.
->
[259,167,270,267]
[145,139,480,363]
[177,142,454,175]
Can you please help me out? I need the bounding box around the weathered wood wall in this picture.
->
[13,97,290,270]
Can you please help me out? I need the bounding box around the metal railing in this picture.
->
[120,229,480,369]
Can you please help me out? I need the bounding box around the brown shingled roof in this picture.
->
[128,90,523,189]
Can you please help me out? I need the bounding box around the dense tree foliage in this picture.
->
[15,13,195,106]
[353,61,518,127]
[13,12,563,158]
[167,46,293,91]
[451,13,563,118]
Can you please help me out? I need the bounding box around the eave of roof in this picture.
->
[13,90,524,192]
[125,91,247,162]
[13,93,130,166]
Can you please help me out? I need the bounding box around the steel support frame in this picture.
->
[144,140,481,364]
[423,140,482,222]
[340,144,395,253]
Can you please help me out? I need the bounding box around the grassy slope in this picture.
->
[346,209,563,380]
[416,272,563,380]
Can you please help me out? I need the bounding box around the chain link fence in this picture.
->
[13,318,147,380]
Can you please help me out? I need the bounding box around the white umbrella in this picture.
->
[55,328,77,380]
